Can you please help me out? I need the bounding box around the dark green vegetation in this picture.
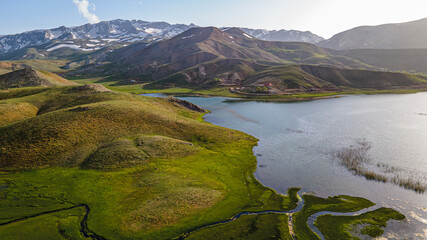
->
[292,195,375,240]
[315,208,405,239]
[179,188,300,239]
[186,214,293,240]
[0,206,89,239]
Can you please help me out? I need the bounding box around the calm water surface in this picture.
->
[149,93,427,239]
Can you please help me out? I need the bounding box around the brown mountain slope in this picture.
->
[114,27,287,79]
[0,68,76,89]
[107,27,372,82]
[243,65,427,92]
[332,48,427,74]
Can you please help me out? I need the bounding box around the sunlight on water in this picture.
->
[179,92,427,239]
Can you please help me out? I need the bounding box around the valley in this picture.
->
[2,14,427,240]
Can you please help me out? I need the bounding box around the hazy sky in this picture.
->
[1,0,427,38]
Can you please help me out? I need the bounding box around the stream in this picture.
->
[0,204,105,240]
[307,205,382,240]
[169,93,427,238]
[177,193,305,239]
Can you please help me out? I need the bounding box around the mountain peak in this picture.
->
[223,28,249,36]
[171,26,229,43]
[0,20,325,56]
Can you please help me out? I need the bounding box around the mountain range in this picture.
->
[3,18,427,93]
[81,26,425,92]
[0,19,323,58]
[97,27,370,83]
[4,17,427,60]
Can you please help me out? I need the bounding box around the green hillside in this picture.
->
[0,68,77,89]
[0,85,406,239]
[0,60,69,73]
[0,85,296,239]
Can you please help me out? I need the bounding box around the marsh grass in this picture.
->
[334,141,426,193]
[293,194,375,240]
[315,208,405,239]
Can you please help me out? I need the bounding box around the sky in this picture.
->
[1,0,427,38]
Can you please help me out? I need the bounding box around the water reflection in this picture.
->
[178,93,427,239]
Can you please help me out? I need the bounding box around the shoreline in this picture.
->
[140,88,427,103]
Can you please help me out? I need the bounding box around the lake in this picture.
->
[146,92,427,239]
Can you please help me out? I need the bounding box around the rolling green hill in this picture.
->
[0,60,69,73]
[0,68,77,89]
[0,85,406,239]
[0,85,299,239]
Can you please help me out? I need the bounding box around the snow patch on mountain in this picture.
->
[243,33,253,39]
[0,19,197,54]
[0,19,324,57]
[240,28,324,44]
[47,44,83,52]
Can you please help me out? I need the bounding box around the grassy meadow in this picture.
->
[0,84,406,239]
[0,85,294,239]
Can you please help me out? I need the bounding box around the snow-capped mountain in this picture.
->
[0,19,196,54]
[0,19,325,56]
[240,28,324,44]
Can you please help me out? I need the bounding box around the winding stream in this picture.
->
[176,191,385,240]
[308,205,382,240]
[0,204,105,240]
[176,193,305,239]
[150,92,427,239]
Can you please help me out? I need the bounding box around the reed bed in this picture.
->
[334,141,426,193]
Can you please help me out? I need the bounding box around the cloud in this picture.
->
[73,0,100,24]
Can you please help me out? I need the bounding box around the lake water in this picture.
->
[146,92,427,239]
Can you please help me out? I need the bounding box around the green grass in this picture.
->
[186,214,293,240]
[70,76,242,97]
[282,187,301,210]
[0,60,69,73]
[69,75,427,104]
[0,206,89,240]
[315,208,405,239]
[0,85,293,239]
[0,69,11,75]
[292,195,375,240]
[0,85,406,239]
